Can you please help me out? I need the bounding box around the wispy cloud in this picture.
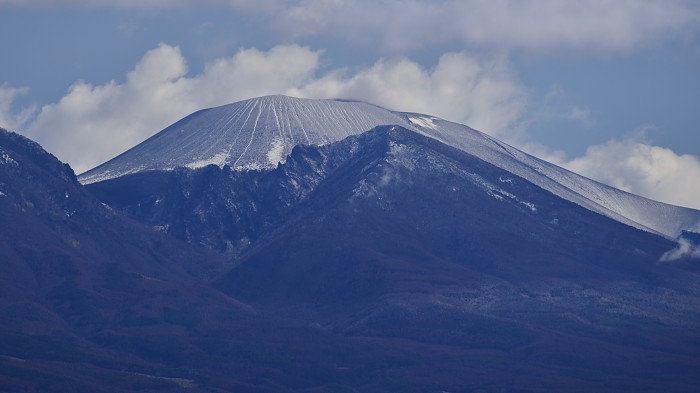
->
[566,106,594,127]
[117,20,137,35]
[278,0,700,53]
[0,0,283,11]
[0,85,35,131]
[3,1,698,54]
[660,238,700,262]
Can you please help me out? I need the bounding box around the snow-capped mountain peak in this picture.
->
[78,95,700,239]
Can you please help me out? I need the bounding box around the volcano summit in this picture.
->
[80,95,700,239]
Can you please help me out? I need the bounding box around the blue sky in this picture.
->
[1,0,700,209]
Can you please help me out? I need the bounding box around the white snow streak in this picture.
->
[267,137,285,166]
[233,99,263,168]
[186,151,228,169]
[408,116,438,130]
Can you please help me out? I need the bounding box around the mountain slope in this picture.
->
[7,113,700,392]
[78,95,700,239]
[214,126,696,318]
[79,96,408,180]
[214,127,700,391]
[86,126,700,391]
[3,128,405,392]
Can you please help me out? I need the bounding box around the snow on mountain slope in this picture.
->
[78,95,700,239]
[79,96,408,183]
[407,116,700,239]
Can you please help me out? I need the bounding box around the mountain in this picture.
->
[0,128,237,390]
[215,127,700,390]
[0,129,411,392]
[7,91,700,392]
[79,95,700,239]
[85,124,700,391]
[214,126,692,318]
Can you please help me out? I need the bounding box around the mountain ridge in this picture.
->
[78,95,700,239]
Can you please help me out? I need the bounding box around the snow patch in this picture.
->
[240,162,265,171]
[267,137,285,166]
[499,176,514,184]
[520,201,537,212]
[468,173,536,212]
[153,224,169,232]
[1,151,18,166]
[408,116,438,130]
[186,151,228,169]
[353,179,377,198]
[388,141,418,171]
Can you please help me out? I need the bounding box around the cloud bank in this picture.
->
[561,136,700,210]
[522,133,700,211]
[281,0,700,53]
[294,53,526,138]
[3,0,698,54]
[15,44,525,174]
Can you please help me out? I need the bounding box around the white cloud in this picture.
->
[0,85,35,132]
[23,44,321,173]
[18,43,525,174]
[550,135,700,210]
[520,142,568,167]
[0,0,285,11]
[566,106,594,127]
[3,1,698,54]
[279,0,700,53]
[9,42,697,214]
[293,53,527,137]
[660,238,700,262]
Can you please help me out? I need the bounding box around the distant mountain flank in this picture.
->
[79,95,700,239]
